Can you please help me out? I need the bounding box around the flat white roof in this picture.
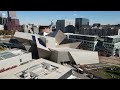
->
[0,58,72,79]
[57,19,74,21]
[106,35,120,39]
[40,35,55,39]
[65,33,98,38]
[50,47,98,52]
[0,49,28,60]
[56,42,80,49]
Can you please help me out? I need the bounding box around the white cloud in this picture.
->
[73,11,78,16]
[73,13,77,16]
[2,13,6,16]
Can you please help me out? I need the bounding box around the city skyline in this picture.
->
[1,11,120,25]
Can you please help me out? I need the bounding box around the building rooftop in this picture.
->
[106,35,120,39]
[50,47,98,52]
[65,33,98,38]
[0,58,72,79]
[0,52,16,60]
[57,19,74,21]
[56,42,80,49]
[0,48,28,60]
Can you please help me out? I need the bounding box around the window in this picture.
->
[69,35,76,39]
[20,59,22,62]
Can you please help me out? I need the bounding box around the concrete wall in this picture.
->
[19,53,32,64]
[0,25,4,30]
[57,51,71,63]
[49,49,74,64]
[14,32,33,41]
[46,37,56,48]
[33,27,39,34]
[0,56,20,70]
[59,69,72,79]
[50,50,58,63]
[55,30,67,45]
[0,52,32,70]
[69,51,99,65]
[37,48,51,59]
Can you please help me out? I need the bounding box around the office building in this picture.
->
[78,26,120,37]
[65,33,98,51]
[56,19,75,33]
[0,17,8,25]
[75,18,89,33]
[90,27,120,37]
[0,58,72,79]
[103,35,120,56]
[0,12,8,25]
[93,23,101,27]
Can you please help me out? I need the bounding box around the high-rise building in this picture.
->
[0,17,7,25]
[4,19,21,31]
[75,18,89,33]
[7,11,16,19]
[93,23,101,27]
[56,19,75,33]
[4,11,21,31]
[0,12,7,25]
[0,11,2,17]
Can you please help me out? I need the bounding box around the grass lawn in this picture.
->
[88,66,120,79]
[0,48,6,51]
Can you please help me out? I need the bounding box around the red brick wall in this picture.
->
[5,18,21,31]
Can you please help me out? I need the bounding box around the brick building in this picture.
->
[4,18,21,31]
[4,11,21,31]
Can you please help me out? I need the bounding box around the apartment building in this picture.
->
[103,35,120,56]
[79,27,120,37]
[65,33,98,51]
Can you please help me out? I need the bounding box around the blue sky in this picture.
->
[2,11,120,25]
